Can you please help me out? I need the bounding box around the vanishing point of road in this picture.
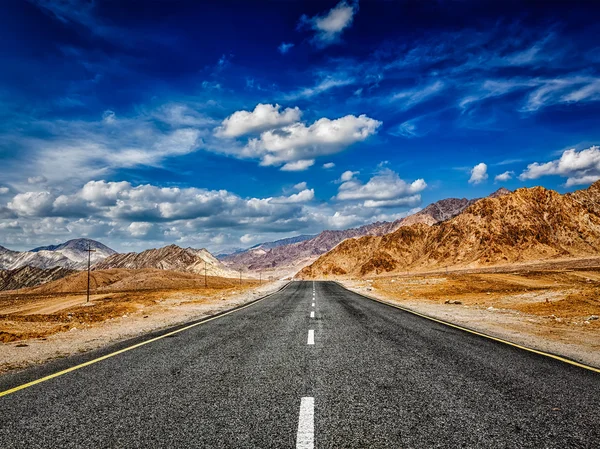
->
[0,281,598,448]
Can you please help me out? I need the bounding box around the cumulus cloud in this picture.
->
[0,187,9,195]
[519,146,600,186]
[293,182,307,190]
[246,114,381,168]
[5,180,316,223]
[335,168,427,208]
[271,189,315,204]
[299,0,358,47]
[278,42,294,54]
[323,162,335,169]
[469,163,488,184]
[128,222,153,237]
[281,160,315,171]
[215,103,301,138]
[340,170,358,182]
[494,171,514,182]
[8,191,55,217]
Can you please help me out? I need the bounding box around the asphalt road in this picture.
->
[0,281,598,448]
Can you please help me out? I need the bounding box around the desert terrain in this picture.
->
[340,257,600,368]
[0,268,283,373]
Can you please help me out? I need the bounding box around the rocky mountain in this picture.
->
[300,183,600,279]
[0,266,75,291]
[93,244,239,278]
[0,239,116,270]
[220,195,483,276]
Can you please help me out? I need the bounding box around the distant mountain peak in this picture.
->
[488,187,511,198]
[31,238,116,254]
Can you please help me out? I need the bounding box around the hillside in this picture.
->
[94,244,239,278]
[19,268,244,295]
[221,195,479,276]
[0,239,115,271]
[0,266,75,291]
[300,183,600,278]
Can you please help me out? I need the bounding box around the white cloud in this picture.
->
[247,114,381,168]
[278,42,294,54]
[522,76,600,112]
[299,0,358,47]
[323,162,335,169]
[519,146,600,186]
[469,163,488,184]
[391,81,445,110]
[128,222,153,237]
[494,171,514,182]
[293,182,307,190]
[240,234,256,244]
[8,191,55,217]
[271,189,315,204]
[0,187,9,195]
[335,168,427,208]
[281,160,315,171]
[285,76,355,100]
[340,170,358,182]
[215,103,301,138]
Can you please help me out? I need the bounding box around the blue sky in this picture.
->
[1,0,600,252]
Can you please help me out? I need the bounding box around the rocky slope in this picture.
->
[300,183,600,279]
[94,244,239,278]
[221,195,482,276]
[0,239,116,270]
[0,266,75,291]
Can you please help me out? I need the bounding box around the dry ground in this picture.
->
[341,259,600,368]
[0,269,284,373]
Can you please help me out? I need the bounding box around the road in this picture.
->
[0,281,598,448]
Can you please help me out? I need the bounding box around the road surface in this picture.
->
[0,281,598,448]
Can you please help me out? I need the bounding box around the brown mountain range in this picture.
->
[300,182,600,278]
[0,266,76,291]
[93,244,239,278]
[221,194,488,277]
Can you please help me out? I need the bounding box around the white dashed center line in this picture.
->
[312,302,315,307]
[310,311,315,318]
[307,329,315,345]
[296,397,314,449]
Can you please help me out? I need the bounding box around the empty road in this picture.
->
[0,281,598,448]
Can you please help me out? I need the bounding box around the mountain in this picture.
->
[0,266,75,291]
[299,183,600,279]
[93,244,239,278]
[0,239,116,270]
[220,196,480,276]
[249,234,317,251]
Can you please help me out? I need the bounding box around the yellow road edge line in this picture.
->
[338,282,600,374]
[0,282,292,399]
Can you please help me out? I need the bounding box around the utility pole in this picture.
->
[204,259,207,288]
[86,242,96,303]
